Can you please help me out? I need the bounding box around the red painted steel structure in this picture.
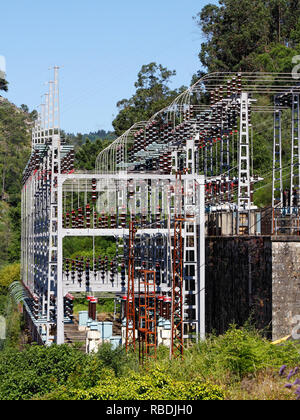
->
[125,220,136,351]
[171,173,185,359]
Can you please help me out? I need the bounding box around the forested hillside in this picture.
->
[195,0,300,74]
[0,98,34,267]
[0,96,33,350]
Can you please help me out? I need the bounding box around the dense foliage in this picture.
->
[41,368,224,400]
[82,130,116,143]
[74,138,112,171]
[66,129,116,151]
[0,263,20,294]
[0,262,22,351]
[0,99,33,266]
[0,345,103,400]
[112,63,187,136]
[0,78,8,92]
[195,0,300,72]
[63,236,117,262]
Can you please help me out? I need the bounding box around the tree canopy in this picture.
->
[74,138,112,171]
[195,0,300,72]
[112,62,186,136]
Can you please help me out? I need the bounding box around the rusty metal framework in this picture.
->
[170,173,185,358]
[171,216,185,358]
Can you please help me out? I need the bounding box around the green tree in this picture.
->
[0,263,20,294]
[0,78,8,92]
[0,99,33,266]
[0,101,32,205]
[112,63,186,136]
[75,138,112,171]
[20,104,29,113]
[195,0,300,73]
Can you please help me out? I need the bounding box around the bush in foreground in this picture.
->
[0,344,104,400]
[38,367,224,401]
[1,325,299,400]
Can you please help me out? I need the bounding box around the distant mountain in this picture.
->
[66,129,116,149]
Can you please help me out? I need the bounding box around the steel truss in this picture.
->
[125,220,136,351]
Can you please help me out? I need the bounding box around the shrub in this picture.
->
[0,345,103,400]
[97,342,129,376]
[0,263,20,294]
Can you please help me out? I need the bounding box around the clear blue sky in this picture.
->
[0,0,217,134]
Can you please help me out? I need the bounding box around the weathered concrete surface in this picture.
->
[272,237,300,341]
[205,236,272,337]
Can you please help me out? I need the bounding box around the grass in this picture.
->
[37,325,300,400]
[137,325,300,400]
[227,370,297,400]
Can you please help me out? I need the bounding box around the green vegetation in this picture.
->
[81,130,116,143]
[0,0,300,401]
[112,62,187,136]
[72,297,115,315]
[0,99,33,267]
[40,368,224,401]
[0,326,299,400]
[74,138,113,171]
[67,129,116,150]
